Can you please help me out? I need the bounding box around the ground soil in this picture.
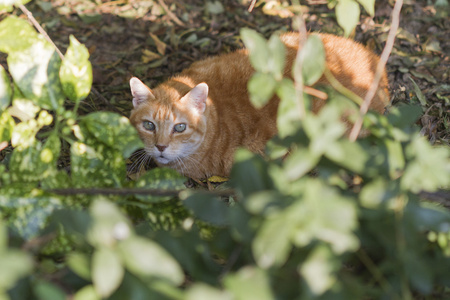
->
[1,0,449,143]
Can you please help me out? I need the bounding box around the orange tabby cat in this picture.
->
[129,32,389,179]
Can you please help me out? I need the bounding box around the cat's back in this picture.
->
[280,32,389,112]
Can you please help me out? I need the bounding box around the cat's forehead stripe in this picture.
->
[153,107,175,121]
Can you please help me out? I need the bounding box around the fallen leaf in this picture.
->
[150,33,167,55]
[141,49,161,63]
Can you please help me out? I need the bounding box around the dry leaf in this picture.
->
[150,33,167,55]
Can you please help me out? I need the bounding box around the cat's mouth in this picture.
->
[155,155,171,165]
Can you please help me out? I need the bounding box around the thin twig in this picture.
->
[419,190,450,208]
[356,249,402,300]
[90,87,125,115]
[304,86,328,100]
[157,0,185,27]
[248,0,257,12]
[294,15,308,119]
[22,233,57,251]
[0,141,8,152]
[47,187,235,197]
[323,67,363,105]
[19,4,64,60]
[349,0,403,141]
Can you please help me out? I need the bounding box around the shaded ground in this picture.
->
[1,0,449,143]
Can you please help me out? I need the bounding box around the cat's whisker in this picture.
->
[128,152,145,174]
[128,150,153,176]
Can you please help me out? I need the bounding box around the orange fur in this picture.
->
[129,32,389,179]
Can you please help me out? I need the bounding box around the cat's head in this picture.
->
[129,77,208,165]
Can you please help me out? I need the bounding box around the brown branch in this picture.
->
[304,86,328,100]
[419,190,450,208]
[248,0,257,12]
[0,141,8,152]
[323,67,363,105]
[47,187,235,197]
[157,0,185,27]
[294,15,309,119]
[349,0,403,141]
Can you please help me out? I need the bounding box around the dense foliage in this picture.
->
[1,1,450,299]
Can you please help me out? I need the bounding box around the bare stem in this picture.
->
[248,0,257,12]
[323,67,363,105]
[47,187,235,197]
[19,4,65,60]
[348,0,403,141]
[293,15,308,119]
[157,0,185,27]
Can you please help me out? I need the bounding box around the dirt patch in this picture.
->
[1,0,449,144]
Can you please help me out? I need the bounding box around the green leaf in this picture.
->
[0,0,31,12]
[267,34,286,80]
[136,167,185,202]
[7,38,64,110]
[118,236,184,285]
[8,96,40,122]
[283,147,320,181]
[291,179,359,253]
[409,77,427,107]
[34,280,66,300]
[109,273,177,300]
[253,213,293,268]
[81,112,143,157]
[92,247,124,298]
[231,149,273,197]
[240,28,270,73]
[357,0,375,15]
[303,105,346,155]
[0,111,15,143]
[404,252,433,294]
[224,266,275,300]
[67,252,91,280]
[182,192,229,226]
[402,136,450,192]
[384,138,405,179]
[0,65,12,111]
[386,104,422,129]
[244,190,287,216]
[186,283,232,300]
[276,79,301,138]
[325,139,371,174]
[300,245,337,295]
[87,199,132,247]
[74,285,100,300]
[206,1,224,14]
[0,16,39,53]
[336,0,361,37]
[0,222,5,251]
[60,35,93,103]
[0,250,33,290]
[359,178,399,208]
[297,34,326,86]
[0,193,62,239]
[248,72,277,108]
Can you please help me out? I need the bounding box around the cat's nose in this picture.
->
[156,145,168,152]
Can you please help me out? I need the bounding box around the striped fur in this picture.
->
[129,32,389,179]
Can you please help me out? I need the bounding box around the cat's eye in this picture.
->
[143,121,155,131]
[173,123,186,133]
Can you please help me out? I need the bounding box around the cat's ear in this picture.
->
[130,77,155,107]
[182,83,208,114]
